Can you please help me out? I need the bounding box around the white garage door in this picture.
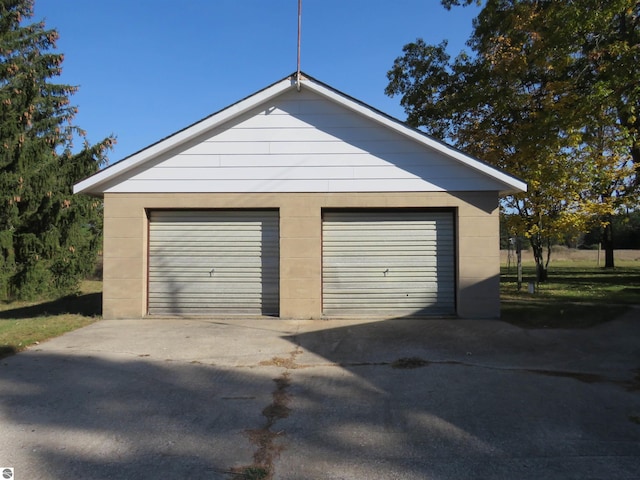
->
[148,210,279,316]
[323,210,455,316]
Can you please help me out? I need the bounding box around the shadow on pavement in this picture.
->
[276,317,640,479]
[0,353,269,479]
[1,317,640,479]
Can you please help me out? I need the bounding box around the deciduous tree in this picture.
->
[386,0,638,277]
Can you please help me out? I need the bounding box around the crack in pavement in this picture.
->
[219,331,637,479]
[231,347,302,480]
[339,358,640,391]
[252,354,640,391]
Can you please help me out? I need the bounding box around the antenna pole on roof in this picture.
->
[296,0,302,91]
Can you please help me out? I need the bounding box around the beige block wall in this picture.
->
[456,192,500,318]
[102,191,500,319]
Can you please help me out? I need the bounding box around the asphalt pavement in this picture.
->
[1,311,639,479]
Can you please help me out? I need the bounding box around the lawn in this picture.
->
[0,280,102,358]
[500,253,640,328]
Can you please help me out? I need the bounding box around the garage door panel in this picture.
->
[324,280,445,289]
[323,210,455,316]
[150,256,274,266]
[323,293,454,307]
[324,258,454,268]
[148,210,279,316]
[323,266,445,274]
[151,241,267,249]
[149,267,278,278]
[149,281,270,292]
[324,295,454,306]
[325,291,453,297]
[324,256,452,264]
[149,286,280,297]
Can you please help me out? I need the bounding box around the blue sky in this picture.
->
[33,0,480,163]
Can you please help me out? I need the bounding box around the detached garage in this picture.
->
[74,73,526,319]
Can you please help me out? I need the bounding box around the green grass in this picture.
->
[233,466,270,480]
[501,261,640,328]
[0,280,101,358]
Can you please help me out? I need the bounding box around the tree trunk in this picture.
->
[602,220,615,269]
[536,262,548,282]
[531,238,548,283]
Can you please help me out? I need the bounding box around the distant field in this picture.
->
[501,248,640,267]
[500,249,640,328]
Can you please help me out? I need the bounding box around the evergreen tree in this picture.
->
[0,0,113,300]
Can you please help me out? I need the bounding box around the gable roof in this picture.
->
[74,72,526,196]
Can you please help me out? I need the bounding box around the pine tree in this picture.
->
[0,0,113,300]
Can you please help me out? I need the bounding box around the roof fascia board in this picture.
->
[74,77,296,194]
[300,76,527,195]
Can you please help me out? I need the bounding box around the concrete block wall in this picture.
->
[102,191,500,319]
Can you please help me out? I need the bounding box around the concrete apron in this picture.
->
[1,314,639,480]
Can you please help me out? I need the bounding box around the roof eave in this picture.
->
[74,75,298,195]
[74,72,528,196]
[298,75,527,196]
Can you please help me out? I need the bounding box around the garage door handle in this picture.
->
[209,268,215,277]
[383,269,389,276]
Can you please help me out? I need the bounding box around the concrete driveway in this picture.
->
[1,312,640,479]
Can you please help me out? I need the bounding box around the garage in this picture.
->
[148,210,279,316]
[75,73,526,319]
[323,210,455,316]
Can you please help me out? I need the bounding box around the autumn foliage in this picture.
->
[386,0,638,277]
